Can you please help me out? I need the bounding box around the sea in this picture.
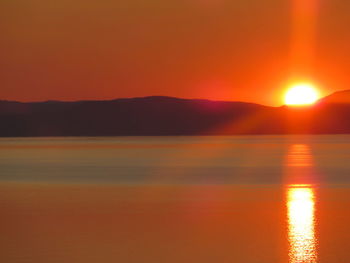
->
[1,135,349,262]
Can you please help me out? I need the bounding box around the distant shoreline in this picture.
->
[1,95,350,136]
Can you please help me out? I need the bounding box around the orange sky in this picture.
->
[1,0,349,106]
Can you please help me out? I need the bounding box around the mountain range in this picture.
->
[1,90,350,136]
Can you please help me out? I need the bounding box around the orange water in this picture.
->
[1,136,350,262]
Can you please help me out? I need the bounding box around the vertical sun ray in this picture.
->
[289,0,319,79]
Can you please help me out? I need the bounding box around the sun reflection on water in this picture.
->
[286,144,313,167]
[287,185,317,263]
[285,144,317,263]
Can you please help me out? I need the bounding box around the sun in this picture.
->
[284,83,320,106]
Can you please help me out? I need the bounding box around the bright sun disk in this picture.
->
[285,83,320,106]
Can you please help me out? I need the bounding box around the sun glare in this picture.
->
[284,83,320,106]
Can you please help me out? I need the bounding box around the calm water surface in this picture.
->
[1,135,350,262]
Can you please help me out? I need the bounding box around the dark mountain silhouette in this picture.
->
[0,94,350,137]
[318,90,350,104]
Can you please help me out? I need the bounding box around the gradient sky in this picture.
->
[1,0,349,105]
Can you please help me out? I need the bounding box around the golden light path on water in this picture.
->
[285,144,317,263]
[287,185,317,263]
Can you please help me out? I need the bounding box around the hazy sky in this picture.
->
[1,0,349,105]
